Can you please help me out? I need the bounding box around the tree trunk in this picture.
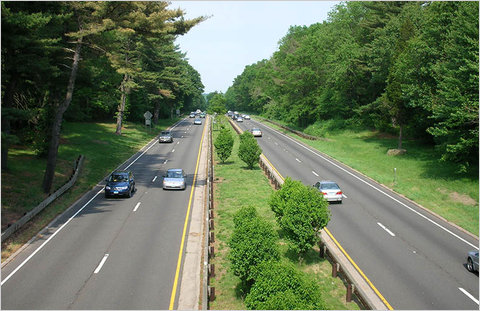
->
[397,124,403,150]
[153,101,160,125]
[42,37,82,193]
[115,74,129,135]
[1,76,17,171]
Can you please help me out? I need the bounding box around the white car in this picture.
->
[163,168,186,190]
[194,118,202,125]
[250,128,262,137]
[314,181,343,203]
[237,117,243,122]
[244,115,251,120]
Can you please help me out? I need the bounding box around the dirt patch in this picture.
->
[92,139,109,145]
[1,209,22,231]
[449,192,477,206]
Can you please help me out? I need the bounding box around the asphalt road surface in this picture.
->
[1,118,205,309]
[237,118,479,310]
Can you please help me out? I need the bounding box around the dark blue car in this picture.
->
[105,170,136,198]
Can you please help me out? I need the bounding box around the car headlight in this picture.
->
[105,186,111,190]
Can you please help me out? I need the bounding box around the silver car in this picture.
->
[194,118,202,125]
[237,116,243,122]
[467,251,479,273]
[158,130,173,143]
[250,128,262,137]
[163,168,186,190]
[314,181,343,203]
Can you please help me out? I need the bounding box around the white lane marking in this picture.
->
[274,142,278,146]
[295,158,301,163]
[342,194,348,198]
[377,222,396,237]
[177,141,180,145]
[152,176,157,182]
[312,171,319,177]
[181,135,184,138]
[459,287,479,305]
[133,202,141,212]
[94,254,109,274]
[1,188,104,285]
[172,149,175,153]
[164,160,168,164]
[256,120,479,250]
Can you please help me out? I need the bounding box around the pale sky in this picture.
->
[172,1,338,94]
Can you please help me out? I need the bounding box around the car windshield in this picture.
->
[252,129,260,131]
[161,131,170,135]
[110,173,128,182]
[321,182,339,190]
[167,171,183,178]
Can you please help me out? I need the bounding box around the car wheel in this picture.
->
[467,258,475,272]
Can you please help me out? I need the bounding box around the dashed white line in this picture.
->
[377,222,396,237]
[295,158,301,163]
[274,142,278,146]
[172,149,175,153]
[312,171,319,177]
[152,176,157,182]
[342,194,348,198]
[164,160,168,164]
[94,254,109,274]
[133,202,141,212]
[177,141,180,145]
[459,287,479,305]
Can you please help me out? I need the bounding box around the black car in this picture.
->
[159,130,173,143]
[105,170,136,198]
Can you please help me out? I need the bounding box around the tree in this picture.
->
[214,126,234,163]
[207,92,227,115]
[238,131,262,169]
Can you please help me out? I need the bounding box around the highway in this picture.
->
[237,118,479,310]
[1,117,206,309]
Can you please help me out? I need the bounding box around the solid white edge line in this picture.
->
[258,120,478,250]
[1,188,104,285]
[94,254,109,274]
[459,287,479,305]
[133,202,141,212]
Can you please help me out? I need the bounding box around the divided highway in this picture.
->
[1,118,205,309]
[237,118,479,310]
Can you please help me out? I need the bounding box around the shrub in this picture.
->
[238,131,262,169]
[245,261,326,310]
[228,206,280,284]
[214,126,234,163]
[269,177,330,255]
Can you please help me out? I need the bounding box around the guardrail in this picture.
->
[228,117,390,310]
[2,155,85,242]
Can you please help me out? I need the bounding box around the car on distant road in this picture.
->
[250,128,262,137]
[158,130,173,143]
[194,118,202,125]
[244,115,251,120]
[189,112,195,118]
[200,112,206,118]
[105,170,136,198]
[237,116,243,122]
[314,181,343,203]
[163,168,186,190]
[467,251,479,273]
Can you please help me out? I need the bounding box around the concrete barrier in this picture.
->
[2,155,84,242]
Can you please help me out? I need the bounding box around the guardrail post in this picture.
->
[332,262,339,278]
[209,219,215,230]
[209,264,215,278]
[209,232,215,243]
[208,286,216,302]
[347,283,354,302]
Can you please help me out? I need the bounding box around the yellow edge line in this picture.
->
[168,120,207,310]
[262,152,393,310]
[324,227,394,310]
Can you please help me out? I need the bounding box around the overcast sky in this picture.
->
[172,1,337,94]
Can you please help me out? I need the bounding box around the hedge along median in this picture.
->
[210,115,359,310]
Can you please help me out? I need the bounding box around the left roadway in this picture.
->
[1,117,206,309]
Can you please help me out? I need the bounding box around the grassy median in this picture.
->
[210,116,360,310]
[1,120,178,261]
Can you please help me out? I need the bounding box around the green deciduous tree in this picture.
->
[238,131,262,169]
[214,126,234,163]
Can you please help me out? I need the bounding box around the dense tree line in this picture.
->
[1,2,206,192]
[225,2,478,172]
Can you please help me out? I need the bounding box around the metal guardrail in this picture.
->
[2,155,85,242]
[228,117,390,310]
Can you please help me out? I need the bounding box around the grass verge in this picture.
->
[210,116,360,310]
[1,119,179,261]
[258,117,479,235]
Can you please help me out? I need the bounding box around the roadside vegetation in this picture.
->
[210,116,360,310]
[1,120,177,261]
[262,118,479,235]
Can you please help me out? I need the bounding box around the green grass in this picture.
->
[1,119,179,260]
[210,116,360,310]
[258,117,479,235]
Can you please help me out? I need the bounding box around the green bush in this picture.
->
[238,131,262,169]
[228,206,280,284]
[245,261,326,310]
[214,126,234,163]
[269,177,330,255]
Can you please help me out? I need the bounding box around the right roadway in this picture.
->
[237,118,479,310]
